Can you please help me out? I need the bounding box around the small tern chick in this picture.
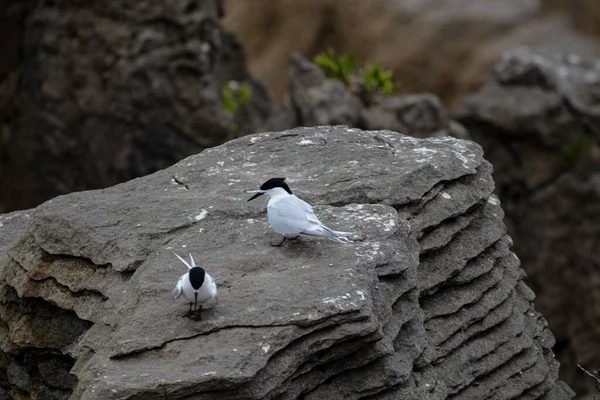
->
[247,177,354,246]
[172,252,218,321]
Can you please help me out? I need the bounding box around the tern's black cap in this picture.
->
[260,177,292,194]
[189,267,206,290]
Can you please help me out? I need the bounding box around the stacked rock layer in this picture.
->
[0,127,573,399]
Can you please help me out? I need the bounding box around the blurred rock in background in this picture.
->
[273,52,468,140]
[456,48,600,395]
[543,0,600,36]
[223,0,600,109]
[0,0,272,212]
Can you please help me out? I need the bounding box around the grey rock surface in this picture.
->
[0,126,573,399]
[456,47,600,394]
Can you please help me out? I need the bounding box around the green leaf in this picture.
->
[237,83,253,106]
[314,49,400,100]
[314,48,358,87]
[560,133,596,169]
[222,81,253,115]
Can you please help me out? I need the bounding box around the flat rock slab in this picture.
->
[0,126,573,399]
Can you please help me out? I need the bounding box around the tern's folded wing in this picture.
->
[299,199,322,225]
[173,275,184,299]
[203,274,219,308]
[272,196,322,228]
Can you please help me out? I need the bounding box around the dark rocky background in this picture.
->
[0,0,272,212]
[1,0,599,397]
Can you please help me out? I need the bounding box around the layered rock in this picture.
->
[0,126,573,399]
[0,0,272,212]
[457,47,600,395]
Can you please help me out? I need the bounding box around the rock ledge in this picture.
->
[0,126,573,399]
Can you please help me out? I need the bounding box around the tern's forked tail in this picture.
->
[302,226,355,243]
[327,229,356,243]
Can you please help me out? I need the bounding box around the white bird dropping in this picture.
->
[172,252,218,321]
[246,177,355,247]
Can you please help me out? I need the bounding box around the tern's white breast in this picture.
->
[180,272,218,305]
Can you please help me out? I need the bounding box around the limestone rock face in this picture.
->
[456,47,600,395]
[0,127,573,399]
[0,0,272,212]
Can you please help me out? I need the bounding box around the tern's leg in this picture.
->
[270,236,287,247]
[182,303,193,318]
[191,305,203,321]
[286,235,300,240]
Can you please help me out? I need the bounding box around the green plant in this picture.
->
[228,122,239,138]
[314,48,398,102]
[314,48,358,87]
[363,63,396,95]
[222,81,253,138]
[560,133,595,169]
[222,81,253,115]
